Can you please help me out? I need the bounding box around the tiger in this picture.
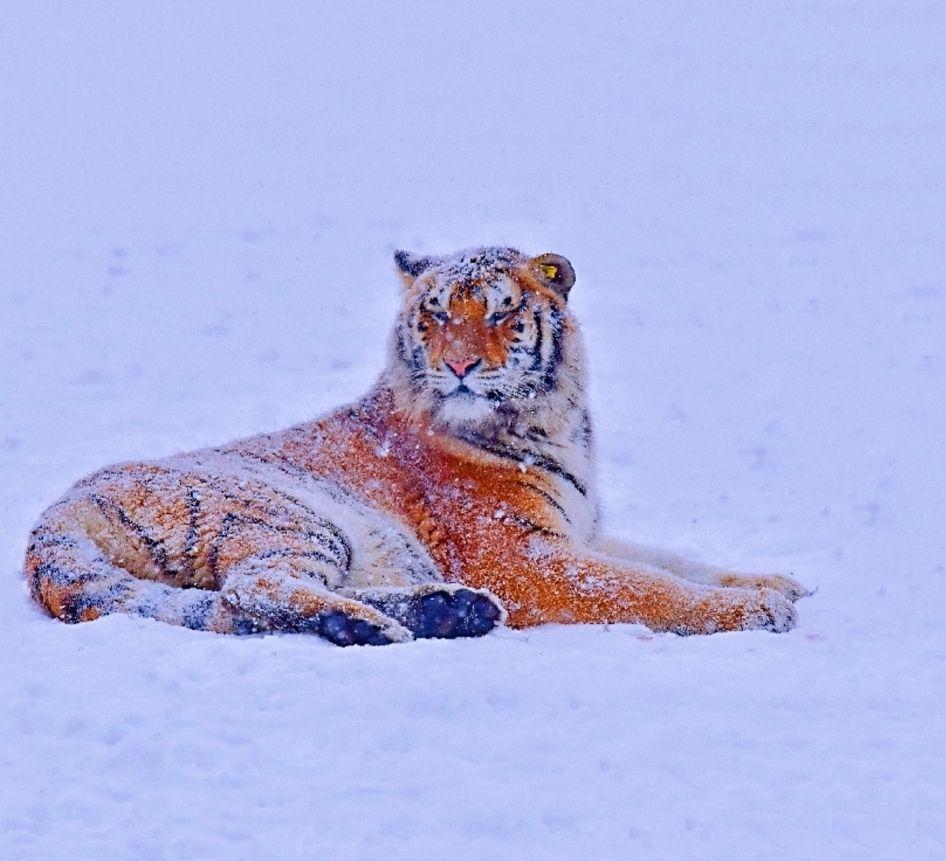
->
[24,246,809,645]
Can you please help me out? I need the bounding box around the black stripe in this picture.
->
[254,483,352,567]
[208,512,239,583]
[239,451,322,489]
[578,409,593,451]
[31,560,64,590]
[502,511,566,539]
[233,453,355,568]
[524,453,586,497]
[516,425,563,449]
[237,450,314,484]
[183,487,201,580]
[91,494,168,572]
[541,305,565,390]
[30,532,80,551]
[255,548,340,568]
[208,513,349,581]
[456,431,587,497]
[521,480,571,521]
[232,513,347,557]
[529,309,544,371]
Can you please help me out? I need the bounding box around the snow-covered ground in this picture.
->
[2,2,945,858]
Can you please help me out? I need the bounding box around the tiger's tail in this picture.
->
[24,497,233,633]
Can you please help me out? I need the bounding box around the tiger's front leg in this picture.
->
[469,537,797,635]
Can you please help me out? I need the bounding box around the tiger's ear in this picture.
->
[394,250,436,286]
[529,253,575,299]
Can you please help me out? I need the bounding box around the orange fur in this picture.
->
[231,390,791,633]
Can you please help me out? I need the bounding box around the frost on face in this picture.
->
[390,246,586,443]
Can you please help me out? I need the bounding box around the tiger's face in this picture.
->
[391,247,577,429]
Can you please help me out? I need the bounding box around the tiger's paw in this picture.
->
[313,611,408,647]
[339,584,506,640]
[686,585,799,635]
[738,587,798,633]
[410,586,506,639]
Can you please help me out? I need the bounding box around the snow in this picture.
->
[2,1,945,858]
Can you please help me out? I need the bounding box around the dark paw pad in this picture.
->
[316,611,392,647]
[414,589,502,640]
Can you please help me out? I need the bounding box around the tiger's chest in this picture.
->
[267,410,596,574]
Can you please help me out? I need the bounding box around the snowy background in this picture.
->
[2,2,945,858]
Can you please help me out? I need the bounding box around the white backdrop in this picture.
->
[2,2,944,858]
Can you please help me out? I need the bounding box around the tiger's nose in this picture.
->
[444,356,481,378]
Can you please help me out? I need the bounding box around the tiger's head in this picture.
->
[388,246,585,433]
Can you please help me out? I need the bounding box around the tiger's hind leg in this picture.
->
[26,497,410,645]
[341,584,506,640]
[27,460,413,645]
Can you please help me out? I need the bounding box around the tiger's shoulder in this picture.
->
[219,382,598,550]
